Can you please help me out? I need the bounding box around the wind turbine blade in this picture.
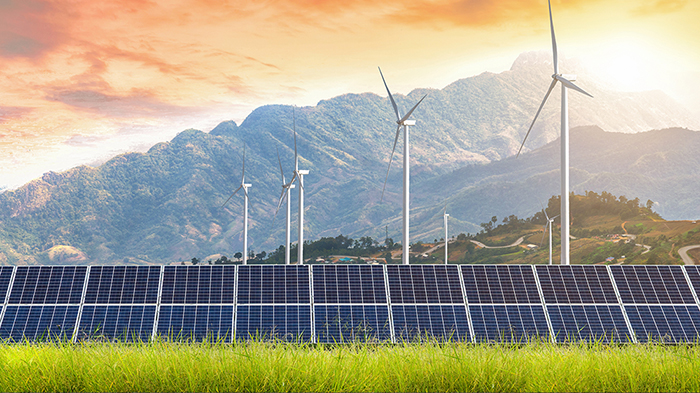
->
[399,94,427,123]
[222,185,242,207]
[293,111,299,172]
[517,78,558,157]
[539,224,548,248]
[555,75,593,98]
[277,147,286,184]
[551,214,560,220]
[549,0,558,75]
[240,145,246,183]
[540,201,549,221]
[380,125,402,202]
[274,186,289,217]
[379,67,401,121]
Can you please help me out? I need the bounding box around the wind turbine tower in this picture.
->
[275,147,296,265]
[517,0,593,265]
[379,67,427,265]
[222,146,252,264]
[540,207,560,265]
[444,208,449,265]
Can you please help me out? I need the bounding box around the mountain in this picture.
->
[0,52,699,265]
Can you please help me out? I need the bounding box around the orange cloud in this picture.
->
[632,0,688,15]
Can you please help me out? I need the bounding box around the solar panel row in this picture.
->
[0,265,699,343]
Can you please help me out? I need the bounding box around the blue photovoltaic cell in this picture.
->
[611,266,695,304]
[392,305,470,342]
[462,265,540,304]
[684,266,700,297]
[77,305,156,342]
[548,305,632,343]
[84,266,161,304]
[315,305,391,343]
[0,267,14,303]
[625,305,700,343]
[386,265,463,304]
[235,305,312,341]
[160,266,236,304]
[237,266,310,304]
[8,266,87,304]
[536,265,618,304]
[157,305,234,341]
[470,305,550,342]
[0,305,79,341]
[312,265,386,304]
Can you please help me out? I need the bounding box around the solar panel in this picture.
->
[684,266,700,299]
[315,305,391,343]
[392,305,470,342]
[462,265,541,304]
[470,305,550,343]
[386,265,463,304]
[547,305,632,343]
[84,266,161,304]
[0,267,14,303]
[611,266,695,304]
[0,305,79,341]
[77,305,156,342]
[160,266,236,304]
[624,305,700,343]
[157,305,233,342]
[312,265,386,304]
[8,266,86,304]
[237,266,310,304]
[235,305,312,342]
[536,265,618,304]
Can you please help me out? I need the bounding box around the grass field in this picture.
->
[1,340,700,392]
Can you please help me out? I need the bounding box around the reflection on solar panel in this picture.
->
[387,265,463,304]
[537,265,618,304]
[470,305,549,342]
[0,305,79,341]
[77,305,156,342]
[611,266,695,304]
[161,266,236,304]
[548,305,632,343]
[157,305,233,342]
[313,265,386,304]
[462,265,540,304]
[625,305,700,343]
[392,305,469,342]
[237,266,310,304]
[235,305,312,341]
[315,305,391,343]
[0,264,698,344]
[85,266,160,304]
[9,267,86,304]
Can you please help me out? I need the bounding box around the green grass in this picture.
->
[1,340,700,392]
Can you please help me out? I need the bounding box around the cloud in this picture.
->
[0,106,32,123]
[0,0,67,59]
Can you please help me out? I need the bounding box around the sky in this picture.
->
[1,0,700,190]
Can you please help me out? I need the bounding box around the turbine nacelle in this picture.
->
[399,119,416,126]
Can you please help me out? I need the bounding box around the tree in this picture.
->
[457,233,467,241]
[646,199,654,210]
[256,251,266,261]
[234,252,242,261]
[385,237,394,249]
[383,251,392,264]
[191,257,199,265]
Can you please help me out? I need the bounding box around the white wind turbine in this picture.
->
[276,107,309,264]
[222,146,252,264]
[379,67,427,265]
[517,0,593,265]
[274,147,295,265]
[539,207,560,265]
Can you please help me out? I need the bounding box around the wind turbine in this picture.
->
[274,147,295,265]
[517,0,593,265]
[444,207,449,265]
[539,208,560,265]
[222,146,252,264]
[379,67,427,265]
[276,106,309,264]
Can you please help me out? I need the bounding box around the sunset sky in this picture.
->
[1,0,699,190]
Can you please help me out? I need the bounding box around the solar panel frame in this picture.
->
[461,265,541,304]
[160,266,236,304]
[610,266,696,304]
[237,265,311,304]
[536,265,618,304]
[683,266,700,305]
[84,266,161,304]
[312,265,387,304]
